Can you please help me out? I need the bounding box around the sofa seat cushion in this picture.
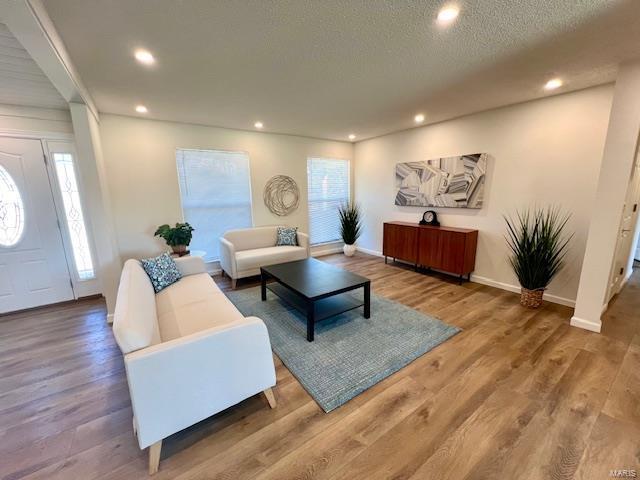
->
[155,273,244,341]
[155,273,222,315]
[235,246,307,272]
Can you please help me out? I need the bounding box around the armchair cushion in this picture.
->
[223,226,278,251]
[235,245,307,272]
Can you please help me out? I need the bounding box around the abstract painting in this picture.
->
[395,153,487,208]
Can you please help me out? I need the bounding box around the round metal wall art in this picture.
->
[263,175,300,216]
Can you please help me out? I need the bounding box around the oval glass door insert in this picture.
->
[0,165,25,246]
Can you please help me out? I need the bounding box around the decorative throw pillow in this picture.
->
[276,226,298,246]
[140,252,182,293]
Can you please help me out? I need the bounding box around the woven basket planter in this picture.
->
[520,287,544,308]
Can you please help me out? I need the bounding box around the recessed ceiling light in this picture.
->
[414,113,425,124]
[254,121,263,129]
[348,134,356,141]
[134,49,155,65]
[437,6,459,24]
[135,105,148,113]
[544,78,563,90]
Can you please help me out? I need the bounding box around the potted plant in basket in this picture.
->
[154,222,194,255]
[338,203,363,257]
[504,207,572,308]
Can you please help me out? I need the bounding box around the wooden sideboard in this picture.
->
[382,221,478,282]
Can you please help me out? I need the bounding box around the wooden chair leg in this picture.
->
[148,440,162,475]
[263,387,276,408]
[231,278,237,289]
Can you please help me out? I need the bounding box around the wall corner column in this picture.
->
[571,61,640,333]
[69,102,120,319]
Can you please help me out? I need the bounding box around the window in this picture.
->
[307,157,350,245]
[52,153,95,280]
[176,149,252,262]
[0,165,25,247]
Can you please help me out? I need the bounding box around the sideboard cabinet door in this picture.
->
[418,228,442,268]
[439,231,466,274]
[383,223,418,263]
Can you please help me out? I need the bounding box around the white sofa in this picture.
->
[112,255,276,474]
[219,226,310,288]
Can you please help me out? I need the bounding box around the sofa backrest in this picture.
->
[223,226,279,251]
[113,259,161,355]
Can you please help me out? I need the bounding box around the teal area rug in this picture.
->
[226,287,460,412]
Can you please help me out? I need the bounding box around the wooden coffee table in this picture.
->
[260,258,371,342]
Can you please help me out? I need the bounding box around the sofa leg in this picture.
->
[263,387,277,408]
[148,440,162,475]
[231,278,237,289]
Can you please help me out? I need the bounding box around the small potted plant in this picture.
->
[338,203,363,257]
[504,207,572,308]
[154,222,194,255]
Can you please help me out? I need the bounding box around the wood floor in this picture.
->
[1,253,639,480]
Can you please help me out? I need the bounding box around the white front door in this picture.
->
[0,137,74,313]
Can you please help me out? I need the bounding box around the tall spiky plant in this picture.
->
[338,203,363,245]
[504,207,573,291]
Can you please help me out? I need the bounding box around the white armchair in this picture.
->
[220,226,310,288]
[113,256,276,474]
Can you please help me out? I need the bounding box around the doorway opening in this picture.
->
[606,143,640,305]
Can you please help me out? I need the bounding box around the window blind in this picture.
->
[307,157,350,245]
[176,149,252,262]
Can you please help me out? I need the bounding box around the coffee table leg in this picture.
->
[260,269,267,301]
[364,282,371,319]
[306,300,315,342]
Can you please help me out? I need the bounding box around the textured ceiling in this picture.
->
[41,0,640,141]
[0,22,67,110]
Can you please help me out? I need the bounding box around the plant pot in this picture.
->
[343,244,356,257]
[171,244,188,254]
[520,287,544,308]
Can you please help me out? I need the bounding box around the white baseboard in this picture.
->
[207,265,222,275]
[107,313,114,324]
[570,315,602,333]
[621,272,632,289]
[353,247,576,308]
[356,246,383,257]
[312,245,343,257]
[470,274,576,308]
[341,246,578,309]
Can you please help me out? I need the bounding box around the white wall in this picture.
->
[70,104,121,315]
[571,63,640,331]
[354,84,614,306]
[99,114,353,261]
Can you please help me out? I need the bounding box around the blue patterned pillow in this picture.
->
[140,252,182,293]
[276,226,298,246]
